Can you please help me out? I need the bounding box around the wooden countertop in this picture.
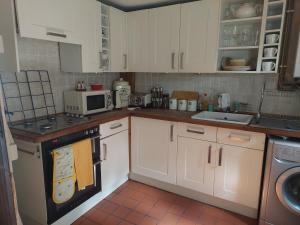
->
[10,108,300,143]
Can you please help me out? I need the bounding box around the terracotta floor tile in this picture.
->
[125,211,145,224]
[168,203,186,216]
[135,202,155,215]
[147,205,168,220]
[72,216,86,225]
[112,206,132,219]
[158,213,180,225]
[79,219,99,225]
[140,216,159,225]
[109,194,127,205]
[122,198,139,209]
[119,221,134,225]
[96,200,118,213]
[101,215,122,225]
[176,217,196,225]
[85,209,108,224]
[197,212,218,225]
[130,191,146,201]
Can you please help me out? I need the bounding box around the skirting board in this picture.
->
[129,173,258,219]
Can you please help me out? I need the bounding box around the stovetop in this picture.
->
[9,114,90,135]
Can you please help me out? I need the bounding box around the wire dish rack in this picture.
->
[0,70,56,122]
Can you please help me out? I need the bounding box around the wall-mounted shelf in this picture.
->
[219,46,259,50]
[221,17,262,24]
[100,3,111,72]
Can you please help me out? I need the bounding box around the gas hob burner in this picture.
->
[47,116,57,122]
[24,121,33,127]
[40,124,53,130]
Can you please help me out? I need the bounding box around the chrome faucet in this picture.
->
[256,80,266,122]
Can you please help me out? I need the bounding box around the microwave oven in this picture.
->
[64,90,113,116]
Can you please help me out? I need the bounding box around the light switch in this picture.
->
[0,35,4,54]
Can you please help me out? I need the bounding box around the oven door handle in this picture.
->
[91,135,100,154]
[93,161,101,187]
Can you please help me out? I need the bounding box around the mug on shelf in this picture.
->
[265,33,280,44]
[169,98,177,110]
[178,99,187,111]
[264,47,278,57]
[262,61,276,72]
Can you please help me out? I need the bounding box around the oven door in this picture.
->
[42,142,101,224]
[83,93,106,115]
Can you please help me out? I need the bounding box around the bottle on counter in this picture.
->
[201,93,209,111]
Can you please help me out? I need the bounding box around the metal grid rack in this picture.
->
[0,70,56,122]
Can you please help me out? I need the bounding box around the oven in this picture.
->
[64,90,113,116]
[41,126,101,224]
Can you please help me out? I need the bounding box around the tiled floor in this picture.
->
[72,180,258,225]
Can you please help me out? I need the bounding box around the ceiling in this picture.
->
[100,0,197,11]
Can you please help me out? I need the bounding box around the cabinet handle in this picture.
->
[170,125,174,142]
[228,132,251,142]
[99,52,103,69]
[171,52,176,69]
[46,32,67,38]
[208,145,212,164]
[180,52,184,70]
[218,147,223,166]
[123,54,127,69]
[102,143,108,161]
[186,129,205,135]
[110,123,122,129]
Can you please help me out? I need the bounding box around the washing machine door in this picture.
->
[276,167,300,215]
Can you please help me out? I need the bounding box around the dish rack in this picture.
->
[0,70,56,122]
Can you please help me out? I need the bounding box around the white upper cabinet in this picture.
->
[177,137,216,195]
[131,117,177,184]
[127,10,149,72]
[179,0,219,73]
[148,5,181,73]
[0,0,19,72]
[110,7,128,72]
[214,144,263,209]
[15,0,81,44]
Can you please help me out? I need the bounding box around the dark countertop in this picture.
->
[10,108,300,143]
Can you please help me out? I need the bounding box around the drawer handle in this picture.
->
[208,145,212,164]
[218,147,223,166]
[228,133,251,142]
[46,32,67,38]
[102,143,108,161]
[170,125,174,142]
[110,123,122,129]
[187,129,205,135]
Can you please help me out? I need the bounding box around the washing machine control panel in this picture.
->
[274,143,300,162]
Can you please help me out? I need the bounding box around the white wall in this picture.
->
[135,73,300,116]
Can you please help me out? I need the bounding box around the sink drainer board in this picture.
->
[192,111,254,125]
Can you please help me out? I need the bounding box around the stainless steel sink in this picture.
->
[191,111,254,125]
[250,117,300,131]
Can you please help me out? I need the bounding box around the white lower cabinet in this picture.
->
[214,144,264,209]
[100,129,129,193]
[131,117,177,184]
[177,137,216,195]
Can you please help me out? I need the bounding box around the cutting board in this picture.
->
[171,91,199,100]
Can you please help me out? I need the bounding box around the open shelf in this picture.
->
[221,17,262,24]
[219,46,259,50]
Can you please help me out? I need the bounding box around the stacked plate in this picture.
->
[223,59,252,71]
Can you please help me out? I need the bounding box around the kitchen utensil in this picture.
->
[266,33,280,44]
[113,78,131,109]
[218,93,231,110]
[169,98,178,110]
[178,99,187,111]
[129,93,152,108]
[187,100,197,112]
[229,59,247,66]
[264,47,278,57]
[151,87,164,108]
[223,65,252,71]
[262,62,276,71]
[90,84,103,91]
[235,3,257,18]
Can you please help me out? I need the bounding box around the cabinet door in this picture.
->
[127,10,149,72]
[148,5,180,73]
[214,144,263,209]
[100,130,129,193]
[177,137,216,195]
[0,0,20,72]
[179,0,219,73]
[131,117,177,184]
[110,7,128,72]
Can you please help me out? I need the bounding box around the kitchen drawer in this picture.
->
[217,128,266,151]
[100,117,129,138]
[178,123,217,142]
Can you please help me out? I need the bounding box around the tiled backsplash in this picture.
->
[135,73,300,116]
[0,38,119,121]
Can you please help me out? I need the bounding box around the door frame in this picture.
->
[0,112,17,225]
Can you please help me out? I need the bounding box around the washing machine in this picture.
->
[260,136,300,225]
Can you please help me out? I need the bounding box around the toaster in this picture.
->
[129,93,152,107]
